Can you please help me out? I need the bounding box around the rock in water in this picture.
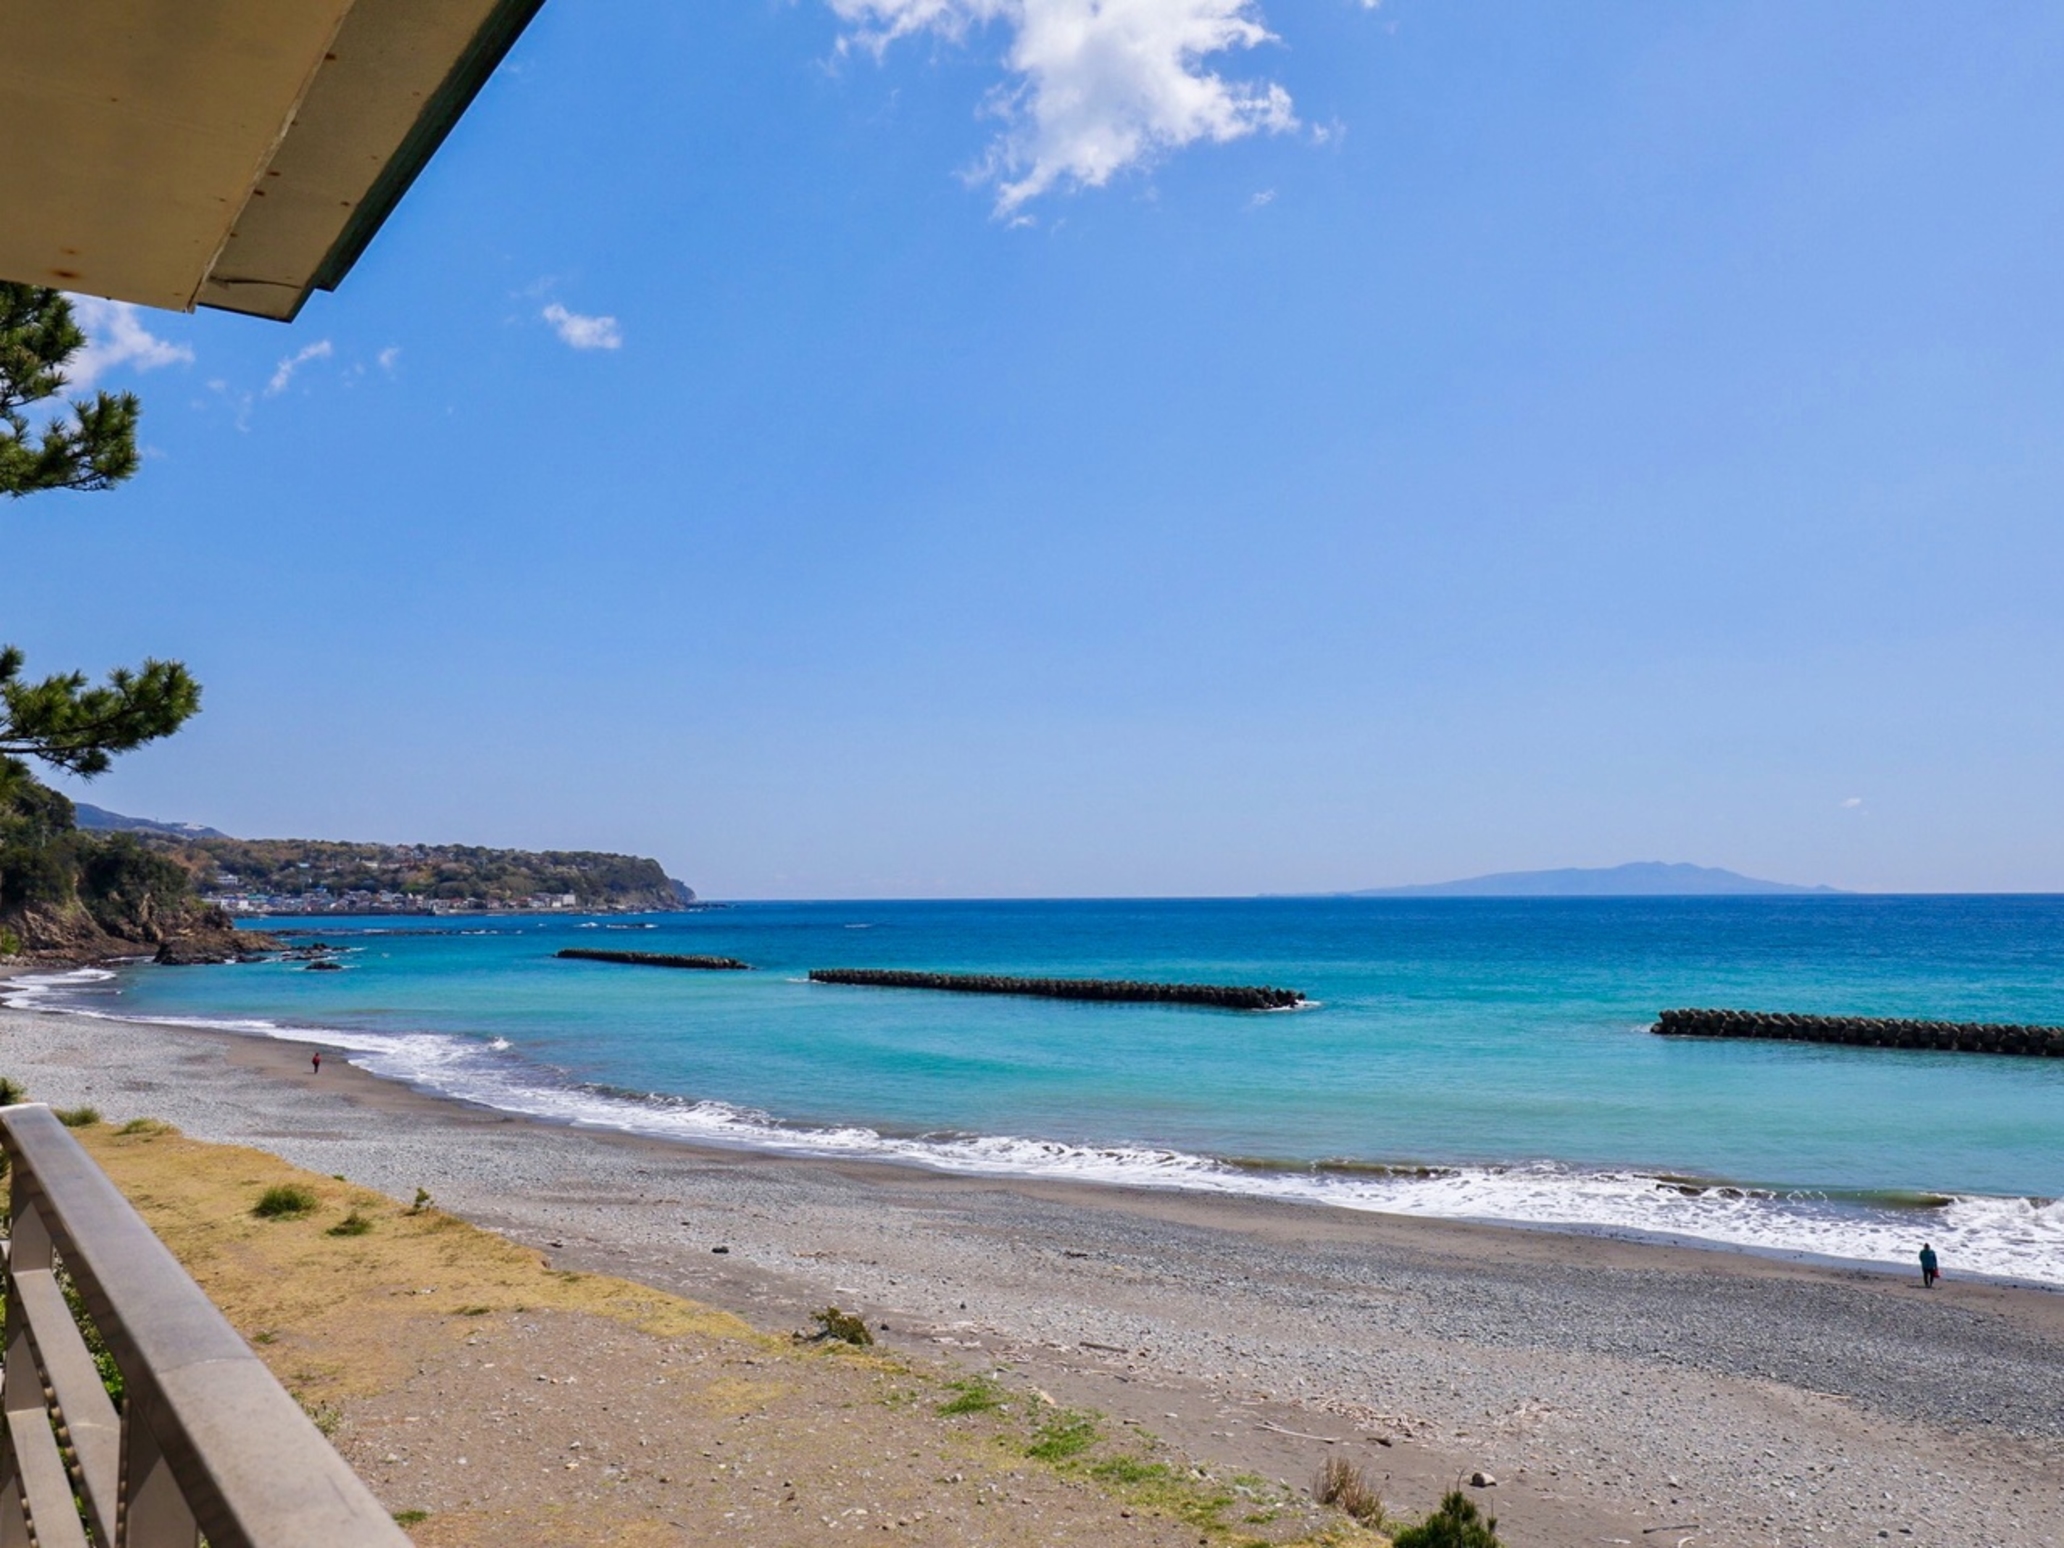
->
[153,905,283,965]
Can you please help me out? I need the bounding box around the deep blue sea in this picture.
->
[13,897,2063,1283]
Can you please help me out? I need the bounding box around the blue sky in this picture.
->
[13,1,2064,897]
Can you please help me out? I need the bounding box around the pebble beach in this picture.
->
[5,1001,2061,1547]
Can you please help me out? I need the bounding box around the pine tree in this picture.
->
[1,284,141,496]
[0,283,200,792]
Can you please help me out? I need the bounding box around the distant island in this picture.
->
[1350,861,1838,898]
[80,804,695,915]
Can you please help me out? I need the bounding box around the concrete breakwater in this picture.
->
[1653,1007,2064,1057]
[557,949,750,971]
[808,968,1305,1011]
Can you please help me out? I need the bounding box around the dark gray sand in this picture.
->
[6,1005,2061,1547]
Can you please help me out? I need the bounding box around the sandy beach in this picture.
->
[5,1001,2061,1547]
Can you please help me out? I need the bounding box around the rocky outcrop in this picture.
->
[808,969,1306,1011]
[151,907,283,966]
[1653,1007,2064,1057]
[6,904,135,961]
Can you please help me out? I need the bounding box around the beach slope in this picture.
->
[7,1006,2061,1547]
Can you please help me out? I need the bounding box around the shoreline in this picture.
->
[12,961,2060,1289]
[5,999,2064,1545]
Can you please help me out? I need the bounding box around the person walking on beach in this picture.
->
[311,1051,322,1076]
[1919,1242,1939,1288]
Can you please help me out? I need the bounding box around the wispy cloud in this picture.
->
[204,379,254,433]
[61,298,194,391]
[830,0,1298,214]
[1840,796,1865,810]
[266,339,333,396]
[377,346,402,372]
[542,303,623,351]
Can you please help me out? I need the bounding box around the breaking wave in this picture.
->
[6,968,2059,1287]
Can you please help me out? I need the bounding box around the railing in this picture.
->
[0,1105,410,1548]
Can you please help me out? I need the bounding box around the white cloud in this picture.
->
[265,339,333,396]
[831,0,1298,213]
[1840,796,1864,809]
[542,303,623,351]
[60,297,194,391]
[378,346,402,372]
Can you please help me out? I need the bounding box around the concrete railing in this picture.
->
[0,1104,410,1548]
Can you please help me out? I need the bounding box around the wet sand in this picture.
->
[5,1004,2061,1546]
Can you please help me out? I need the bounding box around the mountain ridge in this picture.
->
[73,801,228,840]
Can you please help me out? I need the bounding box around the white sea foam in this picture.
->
[4,967,119,1000]
[9,975,2059,1288]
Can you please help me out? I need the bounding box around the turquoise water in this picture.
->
[16,897,2064,1282]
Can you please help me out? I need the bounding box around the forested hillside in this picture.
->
[0,782,209,955]
[161,836,693,913]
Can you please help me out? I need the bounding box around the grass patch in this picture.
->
[1068,1445,1245,1535]
[252,1183,319,1220]
[1314,1455,1386,1526]
[54,1105,101,1128]
[810,1305,873,1346]
[407,1186,432,1214]
[1026,1409,1099,1463]
[0,1077,28,1106]
[392,1509,429,1527]
[952,1377,1279,1539]
[116,1117,173,1136]
[1090,1455,1169,1486]
[300,1399,342,1438]
[325,1209,374,1238]
[937,1374,1008,1415]
[455,1303,493,1317]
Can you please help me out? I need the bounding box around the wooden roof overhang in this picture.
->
[0,0,546,321]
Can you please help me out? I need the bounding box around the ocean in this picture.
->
[10,896,2062,1284]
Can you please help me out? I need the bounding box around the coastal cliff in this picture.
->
[0,781,225,960]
